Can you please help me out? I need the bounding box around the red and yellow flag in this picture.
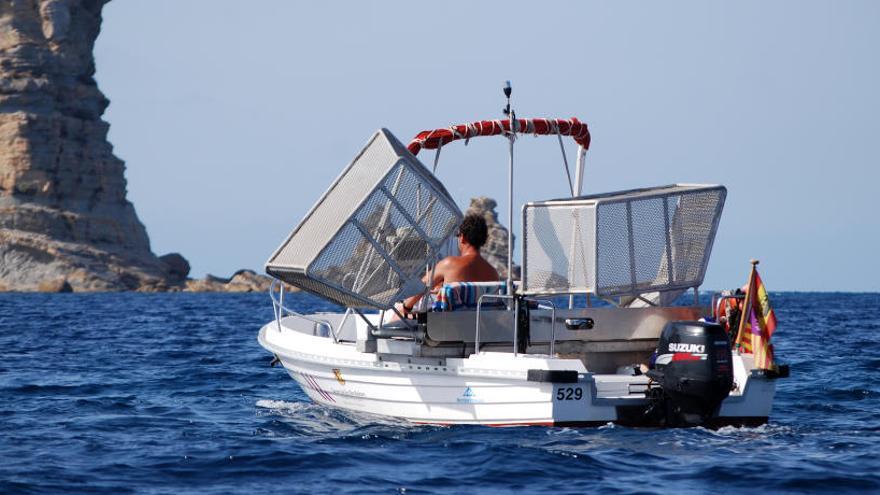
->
[734,264,778,370]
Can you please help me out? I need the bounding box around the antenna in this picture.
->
[503,81,517,337]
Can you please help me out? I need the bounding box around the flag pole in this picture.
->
[735,259,759,351]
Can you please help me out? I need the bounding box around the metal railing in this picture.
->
[269,279,337,343]
[475,295,557,356]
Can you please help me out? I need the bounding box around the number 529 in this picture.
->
[556,387,583,401]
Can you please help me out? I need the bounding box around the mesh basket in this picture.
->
[265,129,462,309]
[522,184,726,298]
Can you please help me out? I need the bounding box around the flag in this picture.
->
[734,299,753,354]
[735,265,778,370]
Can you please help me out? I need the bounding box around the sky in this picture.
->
[94,1,879,292]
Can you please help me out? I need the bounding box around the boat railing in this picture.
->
[475,295,557,356]
[269,279,338,343]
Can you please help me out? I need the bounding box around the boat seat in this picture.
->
[380,282,507,329]
[430,281,506,312]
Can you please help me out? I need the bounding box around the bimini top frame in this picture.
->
[521,184,726,299]
[407,112,593,297]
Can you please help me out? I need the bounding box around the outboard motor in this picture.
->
[646,321,733,426]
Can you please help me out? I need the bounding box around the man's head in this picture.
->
[458,214,488,249]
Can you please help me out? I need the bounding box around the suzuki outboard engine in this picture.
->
[646,321,733,426]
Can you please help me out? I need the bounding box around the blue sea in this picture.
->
[1,292,878,494]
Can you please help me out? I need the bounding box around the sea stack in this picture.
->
[0,0,173,291]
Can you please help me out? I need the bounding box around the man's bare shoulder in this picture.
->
[436,255,465,270]
[441,254,467,263]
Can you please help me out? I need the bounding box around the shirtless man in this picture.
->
[399,213,499,315]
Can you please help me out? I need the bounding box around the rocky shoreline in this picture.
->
[0,247,291,294]
[0,271,285,294]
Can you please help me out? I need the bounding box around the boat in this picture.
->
[258,85,788,427]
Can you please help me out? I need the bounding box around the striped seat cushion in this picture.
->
[430,282,507,312]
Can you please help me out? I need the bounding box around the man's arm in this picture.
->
[401,258,449,312]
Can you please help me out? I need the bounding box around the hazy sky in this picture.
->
[95,1,879,291]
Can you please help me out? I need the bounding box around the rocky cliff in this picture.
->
[0,1,519,293]
[0,0,176,291]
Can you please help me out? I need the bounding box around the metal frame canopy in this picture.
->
[265,129,463,309]
[521,184,726,298]
[407,115,592,298]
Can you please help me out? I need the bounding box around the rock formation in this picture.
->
[0,2,522,294]
[466,196,521,279]
[0,0,176,291]
[185,269,278,293]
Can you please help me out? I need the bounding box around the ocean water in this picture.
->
[0,292,878,494]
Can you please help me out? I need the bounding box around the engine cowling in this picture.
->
[646,321,733,426]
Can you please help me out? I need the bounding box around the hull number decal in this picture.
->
[556,387,584,401]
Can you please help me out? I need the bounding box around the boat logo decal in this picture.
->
[300,372,335,403]
[456,387,484,404]
[332,368,346,385]
[668,343,705,353]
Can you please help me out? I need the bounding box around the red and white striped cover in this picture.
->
[406,117,591,156]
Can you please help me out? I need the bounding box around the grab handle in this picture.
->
[564,318,594,330]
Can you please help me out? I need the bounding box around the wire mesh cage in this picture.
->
[265,129,463,309]
[522,184,726,298]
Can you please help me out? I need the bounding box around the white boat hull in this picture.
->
[258,320,777,427]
